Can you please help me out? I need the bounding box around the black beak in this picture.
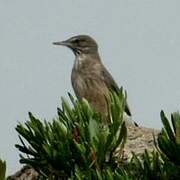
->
[52,40,71,47]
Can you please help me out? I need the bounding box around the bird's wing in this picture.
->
[101,66,119,92]
[101,65,132,116]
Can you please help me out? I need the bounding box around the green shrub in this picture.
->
[15,90,128,179]
[15,90,180,179]
[125,111,180,180]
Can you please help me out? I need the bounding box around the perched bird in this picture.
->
[53,35,131,122]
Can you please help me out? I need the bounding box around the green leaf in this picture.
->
[171,112,180,144]
[0,159,6,180]
[160,111,175,142]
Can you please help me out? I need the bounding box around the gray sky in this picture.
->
[1,0,180,174]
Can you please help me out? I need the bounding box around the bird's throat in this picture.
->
[74,54,87,70]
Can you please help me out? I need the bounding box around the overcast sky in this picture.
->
[1,0,180,174]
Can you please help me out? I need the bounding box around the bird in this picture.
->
[53,35,132,123]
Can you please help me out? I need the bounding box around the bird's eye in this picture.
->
[73,39,80,44]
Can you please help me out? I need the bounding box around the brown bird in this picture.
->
[53,35,131,122]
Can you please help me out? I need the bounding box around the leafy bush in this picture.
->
[125,111,180,180]
[157,111,180,165]
[15,90,180,179]
[15,90,128,179]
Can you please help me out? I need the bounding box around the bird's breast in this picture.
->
[71,66,109,99]
[71,69,87,98]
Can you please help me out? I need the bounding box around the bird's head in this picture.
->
[53,35,98,55]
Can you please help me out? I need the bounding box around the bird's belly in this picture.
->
[71,72,109,116]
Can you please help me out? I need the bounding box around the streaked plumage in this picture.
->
[53,35,131,122]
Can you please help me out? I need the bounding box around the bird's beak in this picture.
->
[52,40,71,47]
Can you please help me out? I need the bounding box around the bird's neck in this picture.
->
[74,53,101,70]
[74,53,86,69]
